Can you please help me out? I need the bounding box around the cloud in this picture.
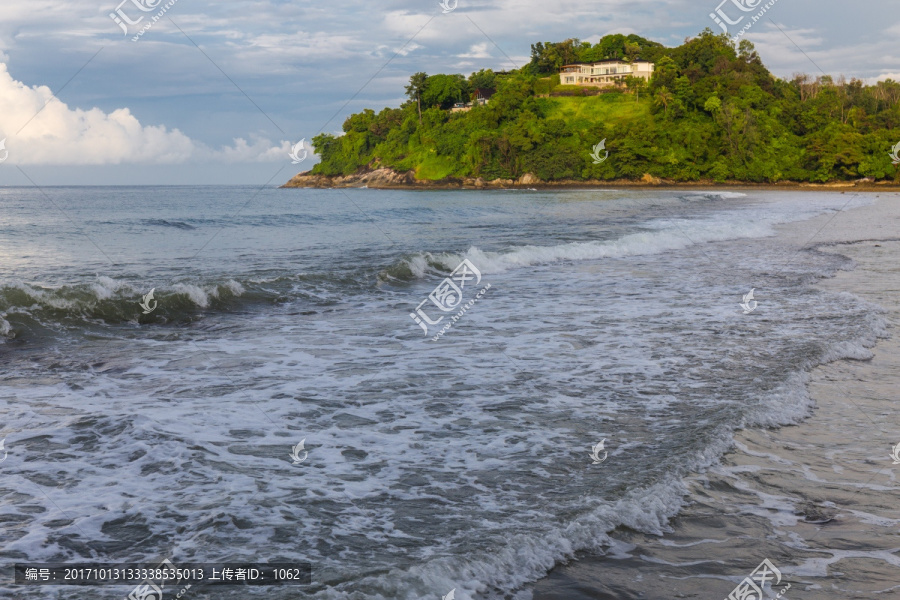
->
[216,137,294,163]
[459,42,493,59]
[0,62,290,165]
[744,21,900,82]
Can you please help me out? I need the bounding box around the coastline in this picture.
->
[530,193,900,599]
[281,168,900,191]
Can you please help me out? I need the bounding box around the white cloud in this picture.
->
[459,42,493,59]
[215,137,293,163]
[0,62,290,165]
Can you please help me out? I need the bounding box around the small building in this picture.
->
[473,88,494,104]
[559,60,655,87]
[450,88,494,112]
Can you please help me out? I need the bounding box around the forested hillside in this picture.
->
[308,30,900,183]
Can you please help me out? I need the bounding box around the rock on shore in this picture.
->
[282,168,418,188]
[281,168,551,189]
[281,167,900,190]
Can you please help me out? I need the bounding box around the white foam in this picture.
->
[406,197,857,277]
[91,275,130,299]
[223,279,245,296]
[685,191,748,199]
[172,283,210,307]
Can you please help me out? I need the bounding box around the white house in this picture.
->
[559,60,655,87]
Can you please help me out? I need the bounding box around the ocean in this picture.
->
[0,186,887,599]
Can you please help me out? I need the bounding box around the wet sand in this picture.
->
[531,193,900,600]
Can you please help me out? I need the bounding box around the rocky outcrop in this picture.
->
[282,167,900,190]
[282,168,419,189]
[282,168,546,189]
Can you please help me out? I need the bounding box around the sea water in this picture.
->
[0,186,885,599]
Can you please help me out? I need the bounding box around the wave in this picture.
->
[0,267,392,341]
[679,191,748,199]
[348,475,697,600]
[143,218,197,230]
[383,214,775,282]
[381,198,856,282]
[0,276,249,339]
[339,303,888,599]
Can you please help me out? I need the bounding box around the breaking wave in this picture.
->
[0,277,247,338]
[383,199,823,281]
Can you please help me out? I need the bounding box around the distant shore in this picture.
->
[281,167,900,191]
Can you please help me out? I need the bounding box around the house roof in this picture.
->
[560,59,654,68]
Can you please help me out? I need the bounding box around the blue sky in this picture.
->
[0,0,897,185]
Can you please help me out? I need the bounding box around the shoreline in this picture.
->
[281,168,900,191]
[530,193,900,599]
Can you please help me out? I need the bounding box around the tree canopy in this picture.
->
[309,29,900,184]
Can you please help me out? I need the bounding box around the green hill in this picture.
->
[304,30,900,184]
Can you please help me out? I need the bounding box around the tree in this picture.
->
[704,95,722,114]
[405,72,428,124]
[468,69,497,94]
[422,74,467,109]
[624,42,642,62]
[624,76,645,102]
[655,86,674,114]
[651,56,678,92]
[737,39,760,64]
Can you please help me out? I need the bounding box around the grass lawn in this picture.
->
[539,94,651,130]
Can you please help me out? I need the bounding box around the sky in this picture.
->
[0,0,897,185]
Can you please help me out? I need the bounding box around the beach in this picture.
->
[532,193,900,599]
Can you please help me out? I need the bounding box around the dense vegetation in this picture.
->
[310,30,900,183]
